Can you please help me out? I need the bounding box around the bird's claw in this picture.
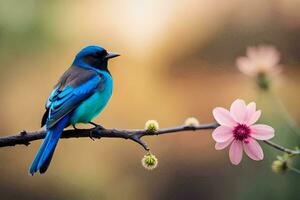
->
[72,124,79,130]
[89,131,95,141]
[89,122,105,141]
[89,122,105,130]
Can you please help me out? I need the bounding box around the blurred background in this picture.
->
[0,0,299,199]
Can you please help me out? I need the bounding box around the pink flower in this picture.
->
[212,99,275,165]
[236,45,282,76]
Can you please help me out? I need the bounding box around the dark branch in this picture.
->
[0,123,219,150]
[0,122,299,155]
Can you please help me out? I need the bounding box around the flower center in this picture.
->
[233,124,251,142]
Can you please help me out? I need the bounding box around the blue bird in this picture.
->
[29,45,119,175]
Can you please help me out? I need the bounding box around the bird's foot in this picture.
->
[89,132,95,141]
[89,122,105,130]
[72,124,79,130]
[89,122,105,141]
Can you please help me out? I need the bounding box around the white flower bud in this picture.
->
[141,152,158,170]
[184,117,199,126]
[145,120,159,132]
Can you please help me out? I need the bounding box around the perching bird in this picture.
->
[29,45,119,175]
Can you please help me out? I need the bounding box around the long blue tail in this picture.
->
[29,116,69,175]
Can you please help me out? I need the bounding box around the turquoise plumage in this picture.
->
[70,71,113,124]
[29,45,119,175]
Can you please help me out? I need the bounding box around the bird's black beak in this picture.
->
[105,52,120,59]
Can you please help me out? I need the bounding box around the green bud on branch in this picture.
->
[184,117,200,126]
[145,120,159,132]
[141,152,158,170]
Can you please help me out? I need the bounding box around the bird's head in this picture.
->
[73,45,120,72]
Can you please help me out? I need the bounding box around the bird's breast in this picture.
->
[70,72,113,124]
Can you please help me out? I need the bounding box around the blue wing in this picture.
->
[45,69,102,129]
[31,67,102,175]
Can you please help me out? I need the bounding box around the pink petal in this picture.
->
[247,102,256,114]
[243,138,264,161]
[229,140,243,165]
[213,107,237,127]
[212,126,233,142]
[236,57,256,76]
[247,47,258,59]
[215,137,234,150]
[246,110,261,125]
[230,99,247,123]
[250,124,275,140]
[244,102,260,125]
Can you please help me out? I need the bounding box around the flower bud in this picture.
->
[145,120,159,132]
[256,73,270,90]
[271,159,288,174]
[184,117,199,126]
[141,152,158,170]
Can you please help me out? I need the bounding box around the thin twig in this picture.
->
[263,140,300,154]
[289,166,300,174]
